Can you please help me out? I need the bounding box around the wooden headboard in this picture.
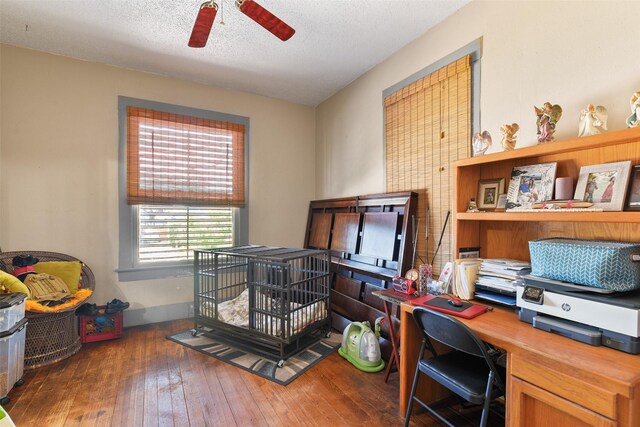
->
[304,191,418,333]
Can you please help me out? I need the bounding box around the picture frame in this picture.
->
[574,160,631,211]
[477,178,505,210]
[625,165,640,211]
[495,194,508,211]
[506,162,557,211]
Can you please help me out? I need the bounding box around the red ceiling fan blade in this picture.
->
[236,0,295,41]
[189,2,218,48]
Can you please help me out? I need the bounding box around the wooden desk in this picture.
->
[400,303,640,426]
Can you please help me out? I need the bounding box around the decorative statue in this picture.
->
[472,130,492,156]
[578,104,608,137]
[500,123,520,151]
[627,92,640,128]
[534,102,563,143]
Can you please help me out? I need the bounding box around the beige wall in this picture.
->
[316,0,640,198]
[0,45,316,317]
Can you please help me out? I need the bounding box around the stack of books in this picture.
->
[473,259,531,307]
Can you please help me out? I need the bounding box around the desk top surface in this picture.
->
[401,302,640,387]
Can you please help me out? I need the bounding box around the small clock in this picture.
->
[405,268,419,281]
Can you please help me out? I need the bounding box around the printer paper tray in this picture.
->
[533,315,602,346]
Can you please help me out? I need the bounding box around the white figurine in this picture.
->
[627,92,640,128]
[578,104,608,136]
[472,131,492,156]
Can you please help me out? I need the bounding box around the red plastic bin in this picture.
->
[78,305,123,343]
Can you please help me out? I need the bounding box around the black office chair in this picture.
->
[404,307,505,427]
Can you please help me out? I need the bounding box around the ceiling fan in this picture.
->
[189,0,295,48]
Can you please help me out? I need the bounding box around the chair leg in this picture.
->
[403,343,426,427]
[479,371,495,427]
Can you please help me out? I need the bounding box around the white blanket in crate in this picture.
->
[206,288,326,336]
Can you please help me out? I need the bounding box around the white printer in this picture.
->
[517,275,640,354]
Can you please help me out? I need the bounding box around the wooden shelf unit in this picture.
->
[453,126,640,261]
[446,126,640,426]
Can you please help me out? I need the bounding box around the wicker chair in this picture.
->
[0,251,95,369]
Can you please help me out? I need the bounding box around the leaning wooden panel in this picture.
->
[307,212,333,249]
[331,213,361,253]
[333,274,362,300]
[359,212,399,261]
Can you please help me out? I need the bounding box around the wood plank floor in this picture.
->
[4,319,504,426]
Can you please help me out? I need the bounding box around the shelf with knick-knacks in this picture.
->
[453,126,640,261]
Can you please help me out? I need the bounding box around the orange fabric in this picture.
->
[25,288,93,313]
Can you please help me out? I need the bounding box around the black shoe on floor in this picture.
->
[106,299,130,314]
[76,303,98,316]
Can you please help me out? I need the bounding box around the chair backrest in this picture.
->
[0,250,95,291]
[413,306,494,361]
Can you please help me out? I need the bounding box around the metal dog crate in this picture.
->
[193,245,330,365]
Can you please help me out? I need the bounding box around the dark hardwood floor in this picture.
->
[4,319,503,426]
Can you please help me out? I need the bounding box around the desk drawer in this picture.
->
[510,354,617,420]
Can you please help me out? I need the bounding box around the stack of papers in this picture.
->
[453,258,482,300]
[474,259,531,306]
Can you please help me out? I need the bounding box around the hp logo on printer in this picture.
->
[561,303,571,312]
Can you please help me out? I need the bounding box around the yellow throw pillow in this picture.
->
[0,270,30,297]
[34,261,82,294]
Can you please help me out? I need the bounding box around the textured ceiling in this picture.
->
[0,0,469,106]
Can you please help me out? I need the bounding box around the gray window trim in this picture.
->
[117,96,250,282]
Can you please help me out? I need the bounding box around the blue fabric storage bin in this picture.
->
[529,238,640,292]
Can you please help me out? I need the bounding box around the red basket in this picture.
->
[78,305,123,343]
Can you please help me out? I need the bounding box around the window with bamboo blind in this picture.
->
[126,106,245,207]
[118,97,249,281]
[384,55,471,277]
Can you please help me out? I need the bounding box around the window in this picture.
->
[137,205,234,264]
[383,40,480,276]
[118,97,249,281]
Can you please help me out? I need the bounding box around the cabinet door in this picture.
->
[509,377,616,427]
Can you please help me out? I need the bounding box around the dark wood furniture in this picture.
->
[304,191,418,335]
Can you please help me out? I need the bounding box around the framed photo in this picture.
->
[506,162,557,211]
[477,178,505,210]
[574,160,631,211]
[625,165,640,211]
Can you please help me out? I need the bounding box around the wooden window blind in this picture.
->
[384,55,471,275]
[126,106,246,207]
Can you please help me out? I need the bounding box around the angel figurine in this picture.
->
[472,130,492,156]
[534,102,562,143]
[578,104,608,136]
[500,123,519,151]
[626,92,640,128]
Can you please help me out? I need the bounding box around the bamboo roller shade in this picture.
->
[385,55,471,275]
[127,106,246,207]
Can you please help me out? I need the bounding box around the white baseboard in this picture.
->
[123,301,194,327]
